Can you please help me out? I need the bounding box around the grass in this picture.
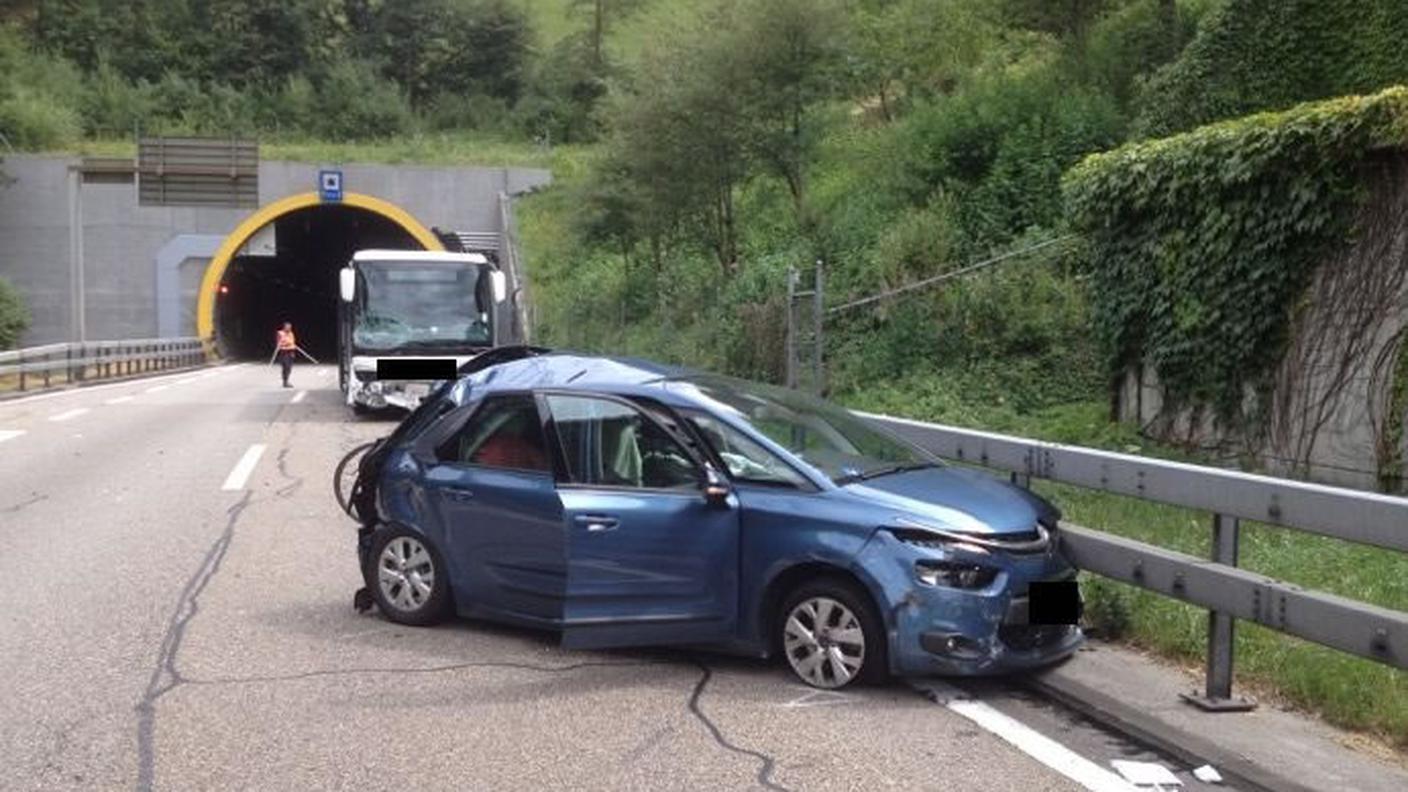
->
[52,133,592,173]
[845,382,1408,749]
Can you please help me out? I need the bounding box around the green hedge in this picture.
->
[1065,86,1408,430]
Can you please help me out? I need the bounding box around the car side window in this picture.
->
[546,394,700,490]
[436,395,551,474]
[685,413,810,488]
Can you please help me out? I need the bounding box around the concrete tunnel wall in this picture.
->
[0,155,551,347]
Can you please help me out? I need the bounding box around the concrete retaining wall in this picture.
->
[0,154,551,345]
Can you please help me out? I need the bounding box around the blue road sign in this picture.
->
[319,170,343,202]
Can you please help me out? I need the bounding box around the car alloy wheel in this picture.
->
[378,535,436,613]
[783,596,867,689]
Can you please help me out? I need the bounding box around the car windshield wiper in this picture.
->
[834,462,939,485]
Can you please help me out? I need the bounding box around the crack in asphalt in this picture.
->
[133,491,250,792]
[183,655,791,791]
[183,658,667,687]
[274,447,303,498]
[688,660,791,792]
[1,492,48,514]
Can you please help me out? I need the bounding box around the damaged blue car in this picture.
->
[346,349,1082,689]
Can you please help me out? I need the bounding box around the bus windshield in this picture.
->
[352,259,494,353]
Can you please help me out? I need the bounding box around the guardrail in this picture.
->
[0,337,206,394]
[863,412,1408,709]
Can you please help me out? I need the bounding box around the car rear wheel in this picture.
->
[779,578,887,689]
[368,527,450,626]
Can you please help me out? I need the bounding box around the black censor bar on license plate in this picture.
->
[376,359,457,380]
[1027,580,1082,624]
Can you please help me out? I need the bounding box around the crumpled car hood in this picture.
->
[841,466,1041,535]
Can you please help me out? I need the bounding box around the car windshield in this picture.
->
[353,259,493,352]
[671,376,936,485]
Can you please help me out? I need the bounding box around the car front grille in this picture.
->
[893,522,1051,554]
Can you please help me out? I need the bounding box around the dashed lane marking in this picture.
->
[105,396,135,405]
[291,390,307,404]
[145,385,168,394]
[49,408,90,423]
[0,430,25,444]
[917,681,1135,792]
[221,444,267,491]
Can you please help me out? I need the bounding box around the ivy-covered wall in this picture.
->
[1067,86,1408,489]
[1136,0,1408,138]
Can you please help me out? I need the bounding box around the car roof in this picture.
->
[463,352,698,393]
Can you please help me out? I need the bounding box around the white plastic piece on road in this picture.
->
[924,681,1137,792]
[221,444,266,491]
[1192,765,1222,784]
[0,429,25,444]
[49,408,90,422]
[291,390,307,404]
[1111,760,1183,788]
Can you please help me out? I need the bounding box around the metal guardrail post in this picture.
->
[17,348,25,391]
[1182,513,1256,711]
[785,267,798,389]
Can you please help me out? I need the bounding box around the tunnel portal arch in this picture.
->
[196,192,445,351]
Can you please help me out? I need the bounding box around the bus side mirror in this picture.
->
[339,268,355,303]
[490,270,507,304]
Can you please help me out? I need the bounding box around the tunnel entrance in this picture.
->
[214,205,421,360]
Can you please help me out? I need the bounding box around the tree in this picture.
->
[729,0,848,228]
[366,0,528,106]
[570,0,641,69]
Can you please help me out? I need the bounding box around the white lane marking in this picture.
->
[145,385,168,394]
[918,681,1135,792]
[0,430,25,444]
[221,444,267,491]
[175,378,199,385]
[49,408,90,423]
[290,390,307,404]
[781,689,858,708]
[105,395,135,405]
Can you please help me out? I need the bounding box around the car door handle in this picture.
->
[574,514,619,532]
[444,486,475,502]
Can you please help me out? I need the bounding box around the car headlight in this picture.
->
[915,560,998,590]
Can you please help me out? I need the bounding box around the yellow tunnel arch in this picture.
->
[196,191,445,346]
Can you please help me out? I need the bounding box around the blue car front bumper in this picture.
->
[857,529,1085,677]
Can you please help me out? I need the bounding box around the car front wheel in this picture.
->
[368,527,451,626]
[779,578,887,689]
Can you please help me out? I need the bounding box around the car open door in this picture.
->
[545,393,740,649]
[421,394,566,625]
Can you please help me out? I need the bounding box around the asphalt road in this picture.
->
[0,363,1144,791]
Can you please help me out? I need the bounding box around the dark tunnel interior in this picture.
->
[215,205,420,360]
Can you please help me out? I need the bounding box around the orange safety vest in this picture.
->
[276,329,297,351]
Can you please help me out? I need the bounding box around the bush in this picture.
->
[0,276,30,350]
[0,26,84,148]
[304,59,416,141]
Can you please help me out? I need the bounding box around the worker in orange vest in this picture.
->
[275,322,298,388]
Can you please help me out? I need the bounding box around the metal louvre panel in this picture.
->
[138,137,258,208]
